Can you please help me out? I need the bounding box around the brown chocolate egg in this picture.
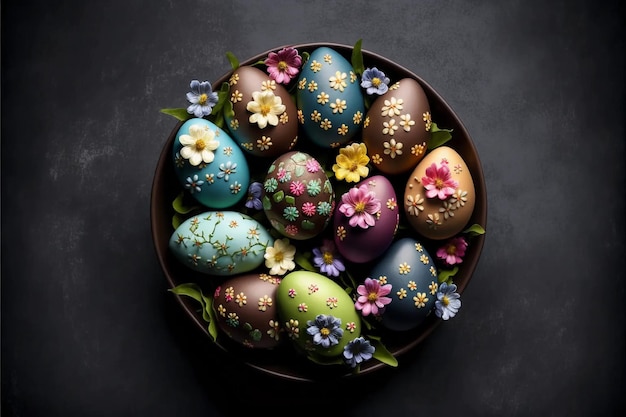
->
[362,78,430,175]
[403,146,476,240]
[224,66,298,158]
[213,273,283,349]
[261,151,334,240]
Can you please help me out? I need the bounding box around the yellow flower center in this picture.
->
[274,252,284,262]
[261,103,272,116]
[435,178,445,188]
[371,77,381,87]
[441,295,450,306]
[195,139,206,150]
[350,162,359,171]
[320,327,330,337]
[368,292,378,302]
[198,93,208,105]
[447,244,457,255]
[278,61,288,71]
[323,252,334,265]
[354,201,366,213]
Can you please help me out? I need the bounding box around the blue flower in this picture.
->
[435,282,461,320]
[217,161,237,181]
[306,314,343,348]
[186,80,219,118]
[360,67,390,95]
[343,337,375,368]
[185,174,204,194]
[245,182,263,210]
[312,239,345,277]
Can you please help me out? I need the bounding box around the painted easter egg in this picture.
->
[173,118,250,209]
[362,78,430,175]
[212,273,283,349]
[367,237,438,331]
[403,146,476,240]
[224,66,299,158]
[262,151,334,240]
[333,175,400,263]
[296,47,365,148]
[275,270,362,359]
[168,211,274,276]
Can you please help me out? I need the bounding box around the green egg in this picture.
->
[276,271,361,358]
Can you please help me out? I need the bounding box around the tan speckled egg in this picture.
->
[224,66,299,158]
[403,146,475,240]
[362,78,430,175]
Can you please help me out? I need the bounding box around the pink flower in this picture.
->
[421,162,459,200]
[285,224,299,236]
[265,47,302,84]
[436,236,468,266]
[306,158,321,173]
[302,202,316,216]
[289,181,305,196]
[355,278,392,316]
[338,184,381,229]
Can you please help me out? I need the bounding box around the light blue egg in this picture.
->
[169,211,274,276]
[368,237,438,331]
[296,47,365,148]
[172,118,250,209]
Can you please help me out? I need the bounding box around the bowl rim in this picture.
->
[150,42,487,381]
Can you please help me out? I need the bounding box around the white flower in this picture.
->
[246,91,286,129]
[264,238,296,275]
[178,124,219,166]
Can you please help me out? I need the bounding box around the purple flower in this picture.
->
[343,337,375,368]
[436,236,468,266]
[338,184,381,229]
[435,282,461,320]
[312,239,345,277]
[186,80,219,118]
[306,314,343,348]
[265,47,302,84]
[245,182,263,210]
[360,67,390,95]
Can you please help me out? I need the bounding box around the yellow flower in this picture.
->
[332,143,370,183]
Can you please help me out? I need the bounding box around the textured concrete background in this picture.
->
[2,0,624,416]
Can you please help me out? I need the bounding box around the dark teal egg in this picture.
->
[296,47,365,148]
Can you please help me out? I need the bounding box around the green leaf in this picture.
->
[427,122,453,149]
[295,251,316,272]
[351,39,365,76]
[369,336,398,367]
[464,223,486,236]
[169,283,204,303]
[438,266,459,284]
[301,51,310,64]
[160,108,191,121]
[172,192,200,215]
[222,98,234,119]
[226,51,239,70]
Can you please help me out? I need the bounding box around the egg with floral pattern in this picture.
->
[403,146,475,240]
[362,78,430,175]
[173,118,250,208]
[333,175,400,263]
[169,211,274,276]
[367,237,438,331]
[296,47,365,148]
[213,273,283,349]
[224,66,299,158]
[275,270,362,359]
[262,151,334,240]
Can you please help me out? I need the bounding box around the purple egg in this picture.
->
[333,175,399,263]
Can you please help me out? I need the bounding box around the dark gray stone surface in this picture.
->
[2,0,624,416]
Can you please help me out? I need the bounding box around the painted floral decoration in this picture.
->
[264,238,296,275]
[306,314,343,348]
[312,239,345,277]
[338,184,381,229]
[421,162,459,200]
[436,236,468,266]
[343,337,376,368]
[178,123,220,166]
[186,80,219,118]
[265,47,303,84]
[245,182,263,210]
[355,277,392,316]
[247,90,286,128]
[360,67,390,95]
[435,282,461,320]
[332,142,370,183]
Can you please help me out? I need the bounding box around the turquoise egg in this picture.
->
[169,211,274,276]
[296,47,365,148]
[172,118,250,209]
[367,237,438,331]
